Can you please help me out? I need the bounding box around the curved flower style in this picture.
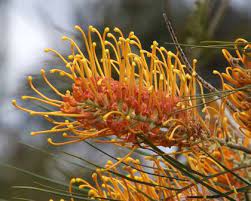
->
[12,26,207,147]
[186,146,248,200]
[67,156,214,201]
[213,38,251,137]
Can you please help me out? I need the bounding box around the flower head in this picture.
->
[213,38,251,136]
[13,26,206,147]
[68,156,211,201]
[186,146,248,200]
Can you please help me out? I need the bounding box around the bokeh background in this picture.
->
[0,0,250,199]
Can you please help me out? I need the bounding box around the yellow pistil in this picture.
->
[101,146,137,172]
[167,125,183,141]
[21,96,61,108]
[69,156,208,200]
[50,69,74,79]
[40,69,65,97]
[44,48,68,64]
[26,76,62,104]
[102,111,126,121]
[47,137,83,146]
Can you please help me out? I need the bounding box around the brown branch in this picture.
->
[162,12,239,113]
[213,138,251,155]
[163,13,218,93]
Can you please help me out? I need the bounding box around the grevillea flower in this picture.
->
[11,24,251,200]
[67,156,214,201]
[12,26,207,147]
[186,146,248,200]
[213,38,251,137]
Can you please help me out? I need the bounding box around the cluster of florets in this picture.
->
[12,25,205,147]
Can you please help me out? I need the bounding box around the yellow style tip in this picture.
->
[88,189,97,197]
[153,40,158,46]
[104,27,110,32]
[47,138,53,143]
[107,33,113,38]
[114,27,120,32]
[160,47,165,51]
[70,178,76,183]
[40,69,45,74]
[44,48,50,52]
[89,25,93,31]
[75,54,82,58]
[67,124,74,129]
[92,172,97,178]
[129,31,134,36]
[61,36,68,41]
[76,178,81,182]
[167,51,173,56]
[66,63,71,68]
[11,99,17,105]
[185,74,191,79]
[68,55,74,60]
[100,168,105,172]
[27,76,32,81]
[106,160,113,165]
[119,37,124,42]
[74,25,80,30]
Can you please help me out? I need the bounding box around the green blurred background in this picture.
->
[0,0,250,199]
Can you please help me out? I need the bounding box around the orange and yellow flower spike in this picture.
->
[214,38,251,137]
[68,156,212,201]
[13,26,206,147]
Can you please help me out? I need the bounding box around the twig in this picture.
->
[162,12,239,113]
[212,138,251,155]
[163,13,217,93]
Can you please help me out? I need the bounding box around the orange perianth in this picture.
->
[58,75,199,146]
